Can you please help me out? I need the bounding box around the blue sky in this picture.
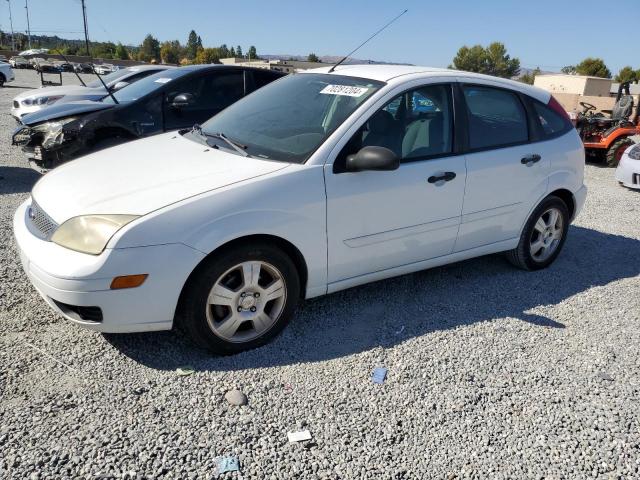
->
[2,0,638,74]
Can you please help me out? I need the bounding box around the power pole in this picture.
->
[24,0,30,48]
[81,0,90,56]
[7,0,16,51]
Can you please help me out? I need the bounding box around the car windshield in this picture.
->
[101,68,189,104]
[200,73,384,163]
[86,69,131,88]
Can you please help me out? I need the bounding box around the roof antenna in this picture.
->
[328,9,408,73]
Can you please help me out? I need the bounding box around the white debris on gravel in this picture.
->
[1,70,640,479]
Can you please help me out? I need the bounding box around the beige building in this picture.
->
[534,74,612,97]
[220,57,324,73]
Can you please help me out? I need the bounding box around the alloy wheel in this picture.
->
[529,207,564,262]
[205,260,286,343]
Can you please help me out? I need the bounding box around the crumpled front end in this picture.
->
[12,119,85,172]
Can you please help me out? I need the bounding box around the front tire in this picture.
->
[178,243,300,355]
[507,195,569,271]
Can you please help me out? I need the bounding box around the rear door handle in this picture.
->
[521,154,541,166]
[428,171,456,185]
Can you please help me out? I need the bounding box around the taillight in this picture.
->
[547,95,573,127]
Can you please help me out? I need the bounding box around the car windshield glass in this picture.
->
[86,69,131,88]
[101,68,189,104]
[200,73,384,163]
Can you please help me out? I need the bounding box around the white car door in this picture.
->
[324,83,466,285]
[454,83,550,252]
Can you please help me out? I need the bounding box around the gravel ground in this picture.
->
[1,70,639,479]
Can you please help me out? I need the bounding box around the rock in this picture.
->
[224,389,248,406]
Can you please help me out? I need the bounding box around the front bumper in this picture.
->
[11,103,41,121]
[615,155,640,190]
[13,199,206,333]
[12,124,82,171]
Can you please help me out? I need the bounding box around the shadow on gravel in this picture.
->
[105,225,640,371]
[0,166,40,194]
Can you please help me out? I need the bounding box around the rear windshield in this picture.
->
[87,69,131,88]
[201,73,384,163]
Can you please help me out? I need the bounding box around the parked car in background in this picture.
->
[53,61,74,72]
[75,63,94,74]
[12,65,587,354]
[18,48,49,56]
[10,56,29,69]
[11,65,175,120]
[94,64,116,75]
[0,62,15,87]
[12,65,284,170]
[615,142,640,189]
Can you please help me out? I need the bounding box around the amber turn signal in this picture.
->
[110,274,148,290]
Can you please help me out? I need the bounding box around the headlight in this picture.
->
[627,144,640,160]
[51,214,139,255]
[28,95,64,106]
[32,117,78,149]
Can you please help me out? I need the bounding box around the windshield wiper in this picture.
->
[191,125,249,157]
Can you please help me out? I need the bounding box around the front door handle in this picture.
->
[521,154,541,166]
[428,171,456,185]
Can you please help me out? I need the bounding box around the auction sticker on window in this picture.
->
[320,84,369,97]
[154,77,172,84]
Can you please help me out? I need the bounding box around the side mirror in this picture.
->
[110,81,129,92]
[345,146,400,172]
[170,93,195,109]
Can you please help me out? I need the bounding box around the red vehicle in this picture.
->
[576,82,640,166]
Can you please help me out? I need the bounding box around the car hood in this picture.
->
[20,100,114,125]
[32,132,290,224]
[14,85,103,101]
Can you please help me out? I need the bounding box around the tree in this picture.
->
[561,65,576,75]
[575,57,611,78]
[615,66,638,83]
[186,30,201,60]
[194,47,221,65]
[138,34,161,62]
[114,43,129,60]
[160,40,182,64]
[92,41,117,59]
[519,67,541,85]
[247,45,258,60]
[450,42,520,78]
[307,53,320,63]
[230,46,236,57]
[236,45,243,57]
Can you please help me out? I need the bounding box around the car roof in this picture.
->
[123,64,176,72]
[303,64,550,103]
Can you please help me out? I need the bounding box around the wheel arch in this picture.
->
[548,188,575,220]
[177,234,309,314]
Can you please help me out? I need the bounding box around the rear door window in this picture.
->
[462,85,529,150]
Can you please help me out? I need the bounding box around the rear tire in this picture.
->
[606,137,634,167]
[507,195,569,271]
[178,243,300,355]
[0,74,5,87]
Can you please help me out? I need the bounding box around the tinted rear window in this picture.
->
[533,100,570,137]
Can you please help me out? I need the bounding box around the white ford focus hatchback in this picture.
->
[14,65,587,354]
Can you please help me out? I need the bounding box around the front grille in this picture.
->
[633,173,640,185]
[28,200,58,239]
[13,100,19,108]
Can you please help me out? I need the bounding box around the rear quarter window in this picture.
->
[532,100,571,138]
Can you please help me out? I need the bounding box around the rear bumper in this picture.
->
[14,199,206,333]
[572,184,588,220]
